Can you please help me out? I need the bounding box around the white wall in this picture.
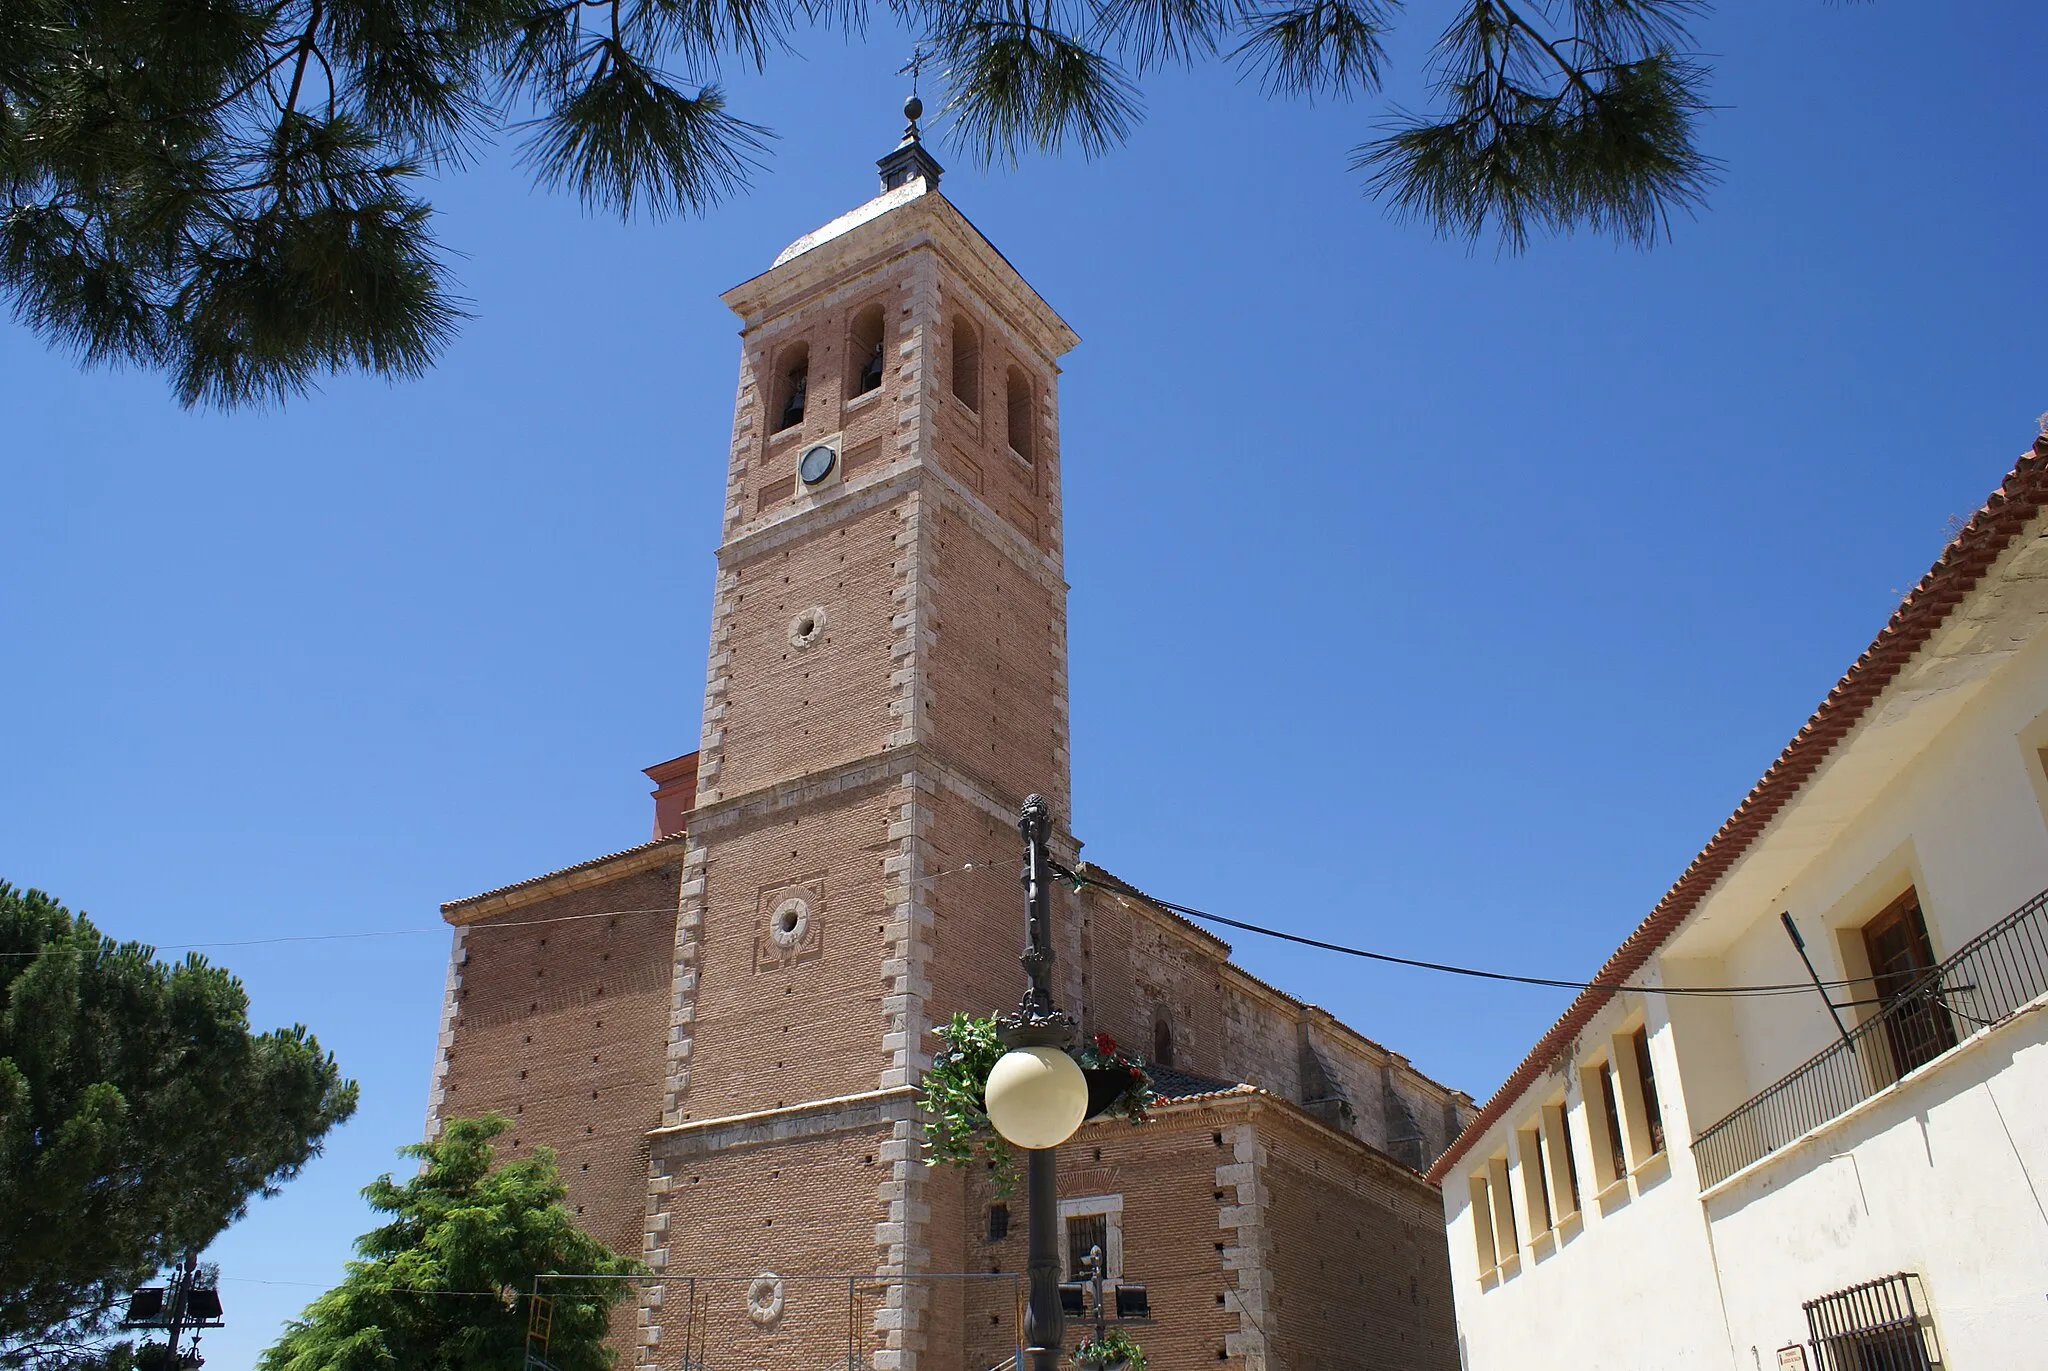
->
[1445,995,1737,1371]
[1704,1003,2048,1369]
[1684,629,2048,1136]
[1444,557,2048,1371]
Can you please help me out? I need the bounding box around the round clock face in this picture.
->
[798,443,836,485]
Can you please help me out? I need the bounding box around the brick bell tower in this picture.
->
[432,99,1476,1369]
[640,99,1082,1368]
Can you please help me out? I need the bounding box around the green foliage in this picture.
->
[0,882,358,1371]
[916,1014,1155,1198]
[1072,1325,1147,1370]
[918,1011,1019,1195]
[258,1114,642,1371]
[5,0,1747,403]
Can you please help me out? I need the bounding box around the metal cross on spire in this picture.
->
[877,44,943,189]
[895,46,928,141]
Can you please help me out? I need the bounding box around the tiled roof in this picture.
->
[1072,861,1232,951]
[440,832,689,915]
[1146,1064,1243,1101]
[1427,433,2048,1185]
[1079,861,1473,1106]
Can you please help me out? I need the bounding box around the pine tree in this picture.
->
[0,0,1724,406]
[0,882,358,1371]
[258,1115,642,1371]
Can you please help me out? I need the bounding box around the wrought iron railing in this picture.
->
[1803,1272,1937,1370]
[1692,887,2048,1189]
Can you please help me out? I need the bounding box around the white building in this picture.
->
[1433,429,2048,1371]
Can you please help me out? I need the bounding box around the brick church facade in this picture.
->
[426,114,1472,1371]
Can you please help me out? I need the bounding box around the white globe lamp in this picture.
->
[984,1045,1089,1150]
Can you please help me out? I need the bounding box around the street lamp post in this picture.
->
[983,794,1088,1371]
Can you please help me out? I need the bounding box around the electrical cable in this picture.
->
[4,852,1880,1000]
[1054,860,1882,999]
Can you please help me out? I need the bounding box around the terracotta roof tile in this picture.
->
[441,832,689,915]
[1426,434,2048,1185]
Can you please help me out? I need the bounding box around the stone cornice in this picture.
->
[647,1086,917,1154]
[716,458,1067,599]
[683,741,1077,853]
[722,191,1078,364]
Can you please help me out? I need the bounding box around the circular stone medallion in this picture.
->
[747,1273,785,1326]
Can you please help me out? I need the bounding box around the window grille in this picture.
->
[1803,1273,1939,1371]
[1065,1213,1108,1281]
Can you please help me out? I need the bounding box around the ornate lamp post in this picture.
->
[983,794,1089,1371]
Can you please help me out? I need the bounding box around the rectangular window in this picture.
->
[1803,1272,1937,1371]
[1468,1174,1498,1273]
[1579,1060,1624,1189]
[1065,1214,1108,1280]
[1598,1064,1628,1178]
[1056,1194,1123,1282]
[1517,1128,1551,1234]
[986,1203,1009,1243]
[1540,1102,1581,1219]
[1631,1027,1667,1156]
[1860,889,1957,1082]
[1486,1154,1519,1261]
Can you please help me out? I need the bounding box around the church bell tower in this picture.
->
[639,101,1082,1370]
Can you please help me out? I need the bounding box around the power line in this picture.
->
[4,852,1871,1000]
[1057,861,1876,1000]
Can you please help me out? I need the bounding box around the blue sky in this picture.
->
[3,2,2045,1363]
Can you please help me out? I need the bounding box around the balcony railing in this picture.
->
[1692,886,2048,1189]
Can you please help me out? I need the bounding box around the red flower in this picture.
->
[1093,1033,1118,1057]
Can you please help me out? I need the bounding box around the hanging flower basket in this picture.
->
[918,1016,1155,1196]
[1072,1327,1148,1370]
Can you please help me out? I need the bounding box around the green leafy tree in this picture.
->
[0,882,358,1371]
[258,1114,642,1371]
[2,0,1749,406]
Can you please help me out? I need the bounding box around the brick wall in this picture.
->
[925,499,1064,803]
[677,780,902,1120]
[737,265,917,524]
[710,498,907,799]
[1075,880,1473,1168]
[1259,1109,1459,1371]
[961,1102,1256,1370]
[1075,884,1232,1076]
[434,861,680,1261]
[642,1119,899,1369]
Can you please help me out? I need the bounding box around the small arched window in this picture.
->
[1151,1012,1175,1069]
[950,315,980,412]
[1005,366,1034,460]
[848,304,886,398]
[771,342,808,432]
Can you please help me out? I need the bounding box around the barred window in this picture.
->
[1065,1213,1108,1280]
[1803,1272,1938,1371]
